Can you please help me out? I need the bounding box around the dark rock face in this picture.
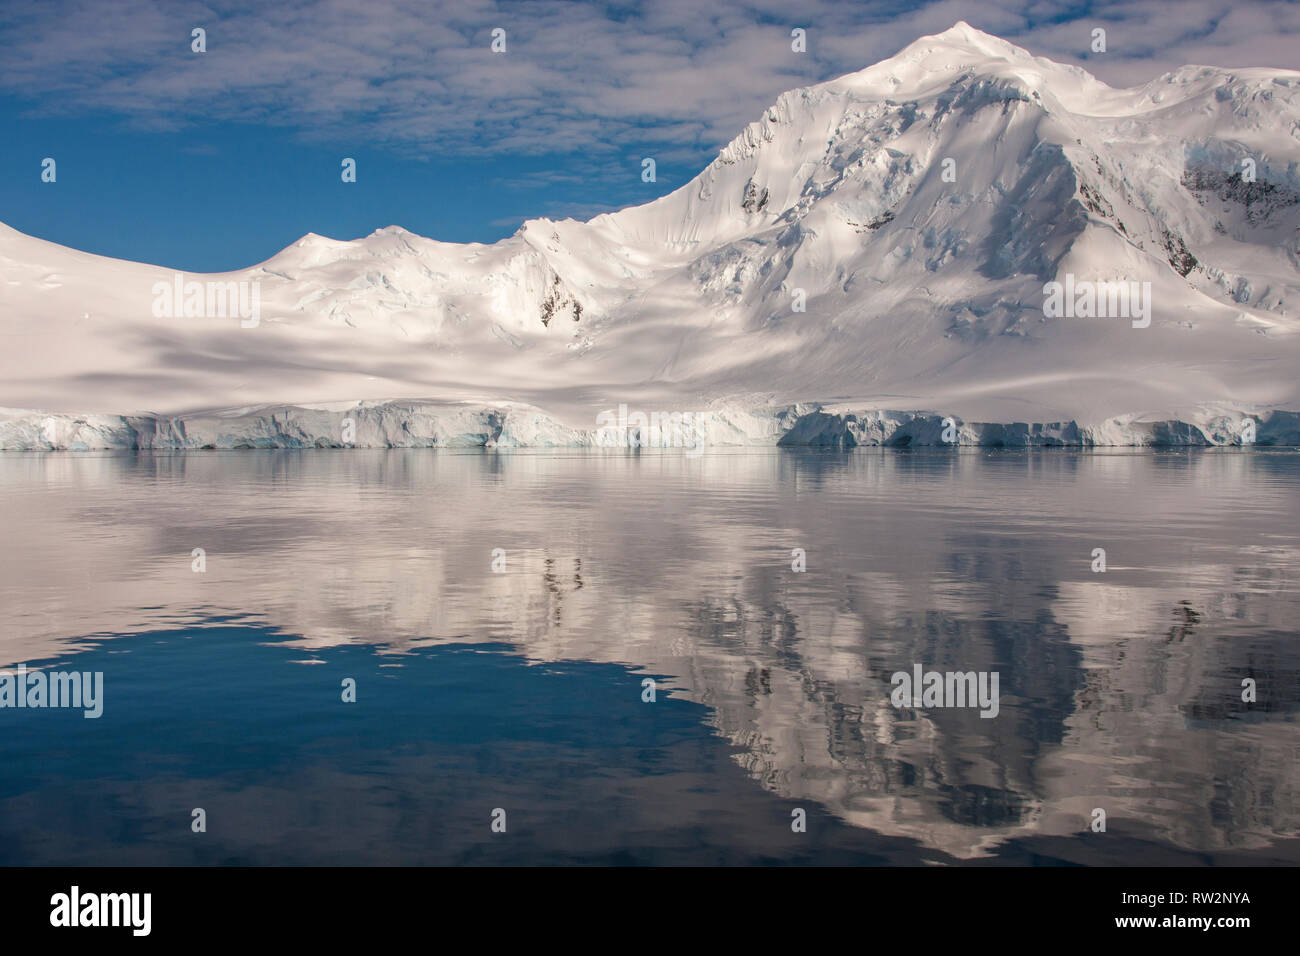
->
[540,272,582,327]
[1161,228,1198,277]
[741,180,770,213]
[1182,168,1300,225]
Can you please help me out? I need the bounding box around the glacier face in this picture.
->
[3,401,1297,451]
[1,21,1299,446]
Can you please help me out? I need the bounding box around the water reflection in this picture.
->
[1,448,1297,862]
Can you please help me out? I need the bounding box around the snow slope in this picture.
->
[2,22,1299,448]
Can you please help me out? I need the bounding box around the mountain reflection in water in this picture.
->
[0,448,1296,864]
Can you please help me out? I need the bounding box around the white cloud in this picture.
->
[2,0,1296,161]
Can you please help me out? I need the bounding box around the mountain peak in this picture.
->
[819,19,1112,113]
[928,21,1004,44]
[903,20,1032,57]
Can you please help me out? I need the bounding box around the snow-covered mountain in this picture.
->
[4,21,1300,449]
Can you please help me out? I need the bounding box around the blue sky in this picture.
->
[2,0,1298,272]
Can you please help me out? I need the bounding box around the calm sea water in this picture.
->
[0,448,1297,865]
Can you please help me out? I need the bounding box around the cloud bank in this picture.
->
[3,0,1298,169]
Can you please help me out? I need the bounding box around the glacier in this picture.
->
[3,400,1297,451]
